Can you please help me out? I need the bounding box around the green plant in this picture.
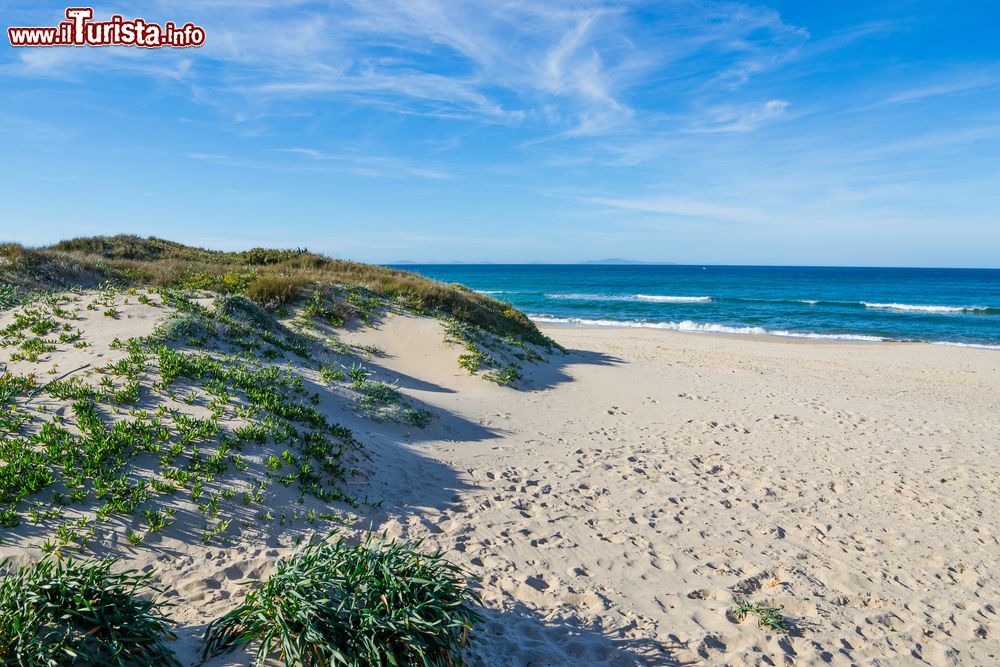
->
[202,532,482,666]
[0,284,20,309]
[485,365,521,386]
[731,598,789,634]
[143,507,174,533]
[0,556,179,666]
[347,362,370,387]
[319,366,346,383]
[244,274,305,310]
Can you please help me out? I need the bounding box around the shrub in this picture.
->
[214,295,275,329]
[202,533,482,667]
[244,274,305,309]
[0,556,178,666]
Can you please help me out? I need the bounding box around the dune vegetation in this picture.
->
[0,235,550,664]
[1,235,554,349]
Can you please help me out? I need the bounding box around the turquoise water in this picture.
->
[395,265,1000,349]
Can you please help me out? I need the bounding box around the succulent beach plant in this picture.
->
[202,532,482,667]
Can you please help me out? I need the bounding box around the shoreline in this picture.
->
[535,318,1000,350]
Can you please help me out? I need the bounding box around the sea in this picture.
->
[394,265,1000,349]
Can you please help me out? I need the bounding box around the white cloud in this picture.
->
[692,98,790,133]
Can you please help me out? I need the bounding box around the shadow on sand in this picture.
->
[520,346,624,391]
[463,600,688,666]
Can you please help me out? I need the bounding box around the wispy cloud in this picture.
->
[2,1,809,140]
[278,147,451,179]
[584,195,769,224]
[691,99,790,133]
[870,69,1000,108]
[188,148,451,180]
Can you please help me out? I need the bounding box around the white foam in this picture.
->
[545,293,711,303]
[800,300,819,304]
[932,341,1000,350]
[544,293,618,301]
[635,294,712,303]
[531,316,884,342]
[862,302,984,314]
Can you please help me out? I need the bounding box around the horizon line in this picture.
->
[381,262,1000,271]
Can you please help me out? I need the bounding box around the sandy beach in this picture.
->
[340,317,1000,666]
[2,297,997,666]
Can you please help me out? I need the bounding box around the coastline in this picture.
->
[407,264,1000,351]
[535,318,1000,350]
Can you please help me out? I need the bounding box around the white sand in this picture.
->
[343,316,999,666]
[3,300,998,665]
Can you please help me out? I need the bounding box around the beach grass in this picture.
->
[0,556,179,666]
[202,532,482,667]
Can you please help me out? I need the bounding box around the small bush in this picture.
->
[214,295,275,329]
[0,556,178,666]
[202,533,482,667]
[153,313,212,342]
[244,275,305,310]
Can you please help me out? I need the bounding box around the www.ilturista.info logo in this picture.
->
[8,8,205,48]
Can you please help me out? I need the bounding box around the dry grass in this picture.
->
[244,275,306,310]
[0,235,554,347]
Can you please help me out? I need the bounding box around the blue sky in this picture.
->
[2,1,998,267]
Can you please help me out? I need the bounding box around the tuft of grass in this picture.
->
[202,532,482,667]
[243,274,306,310]
[731,598,789,634]
[0,556,179,666]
